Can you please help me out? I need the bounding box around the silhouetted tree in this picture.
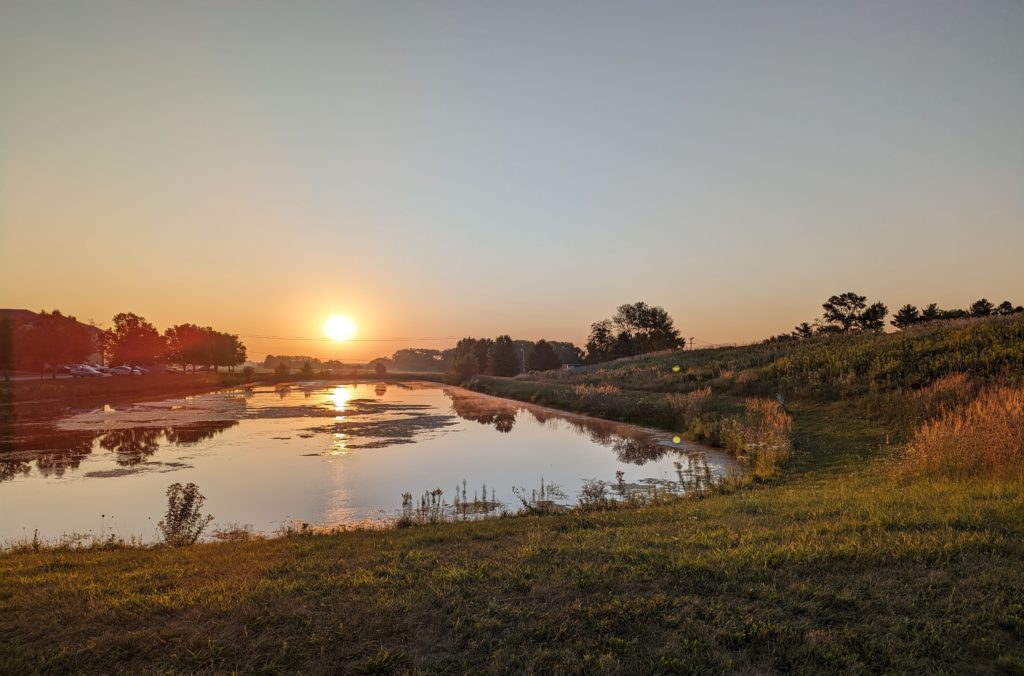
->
[997,300,1023,315]
[473,338,494,374]
[452,353,479,381]
[920,303,942,322]
[820,292,888,333]
[274,361,290,377]
[300,361,315,378]
[105,312,165,366]
[527,339,561,371]
[585,320,616,363]
[488,335,519,376]
[374,361,387,377]
[969,298,995,317]
[792,322,815,339]
[612,301,683,352]
[891,304,921,329]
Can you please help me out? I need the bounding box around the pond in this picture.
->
[0,382,736,544]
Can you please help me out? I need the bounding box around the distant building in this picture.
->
[0,308,105,365]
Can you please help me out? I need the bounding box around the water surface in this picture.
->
[0,382,734,543]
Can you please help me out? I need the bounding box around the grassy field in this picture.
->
[1,316,1023,673]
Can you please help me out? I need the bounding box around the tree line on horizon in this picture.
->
[0,310,246,379]
[790,292,1024,339]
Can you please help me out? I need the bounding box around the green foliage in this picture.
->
[157,482,214,546]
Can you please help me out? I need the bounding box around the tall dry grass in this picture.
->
[738,398,794,479]
[901,386,1024,479]
[666,385,711,419]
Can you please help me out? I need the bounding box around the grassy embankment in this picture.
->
[2,316,1023,672]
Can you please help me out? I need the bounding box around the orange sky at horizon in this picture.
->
[2,2,1022,361]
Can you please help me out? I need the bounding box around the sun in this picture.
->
[323,315,357,342]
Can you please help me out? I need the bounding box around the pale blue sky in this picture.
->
[2,1,1022,358]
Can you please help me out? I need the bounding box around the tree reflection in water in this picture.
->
[0,420,239,478]
[447,390,518,433]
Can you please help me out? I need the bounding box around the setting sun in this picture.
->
[323,315,356,342]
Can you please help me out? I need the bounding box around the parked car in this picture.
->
[110,365,135,376]
[70,365,106,378]
[132,366,150,375]
[87,364,111,374]
[165,364,185,373]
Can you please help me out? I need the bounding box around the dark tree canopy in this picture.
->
[586,302,683,362]
[792,322,815,339]
[969,298,995,317]
[488,335,519,376]
[163,324,245,371]
[891,304,921,329]
[105,312,165,365]
[526,339,561,371]
[820,292,888,333]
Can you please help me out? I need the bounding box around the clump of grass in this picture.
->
[666,385,711,420]
[901,386,1024,480]
[573,383,620,397]
[512,478,567,515]
[737,397,794,479]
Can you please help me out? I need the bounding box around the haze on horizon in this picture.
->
[2,1,1022,361]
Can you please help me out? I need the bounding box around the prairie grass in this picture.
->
[902,386,1024,480]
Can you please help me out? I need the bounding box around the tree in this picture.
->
[585,320,616,363]
[891,304,921,329]
[452,353,479,381]
[920,303,942,322]
[210,331,245,372]
[997,301,1023,315]
[792,322,815,339]
[473,339,494,375]
[488,335,519,376]
[300,361,315,378]
[969,298,995,317]
[820,292,887,333]
[275,361,290,377]
[105,312,165,366]
[21,310,93,378]
[374,361,387,377]
[860,302,888,332]
[821,292,867,332]
[611,301,683,352]
[527,339,561,371]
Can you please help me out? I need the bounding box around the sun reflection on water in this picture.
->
[330,386,353,414]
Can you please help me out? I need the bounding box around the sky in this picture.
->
[1,0,1022,361]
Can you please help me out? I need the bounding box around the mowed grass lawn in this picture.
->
[2,405,1023,673]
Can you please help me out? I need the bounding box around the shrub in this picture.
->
[901,386,1024,480]
[158,482,214,546]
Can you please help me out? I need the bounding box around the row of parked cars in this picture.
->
[67,364,150,378]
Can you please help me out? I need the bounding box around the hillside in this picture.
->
[2,314,1023,672]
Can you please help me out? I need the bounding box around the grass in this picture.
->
[902,386,1024,480]
[2,315,1023,672]
[2,463,1022,672]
